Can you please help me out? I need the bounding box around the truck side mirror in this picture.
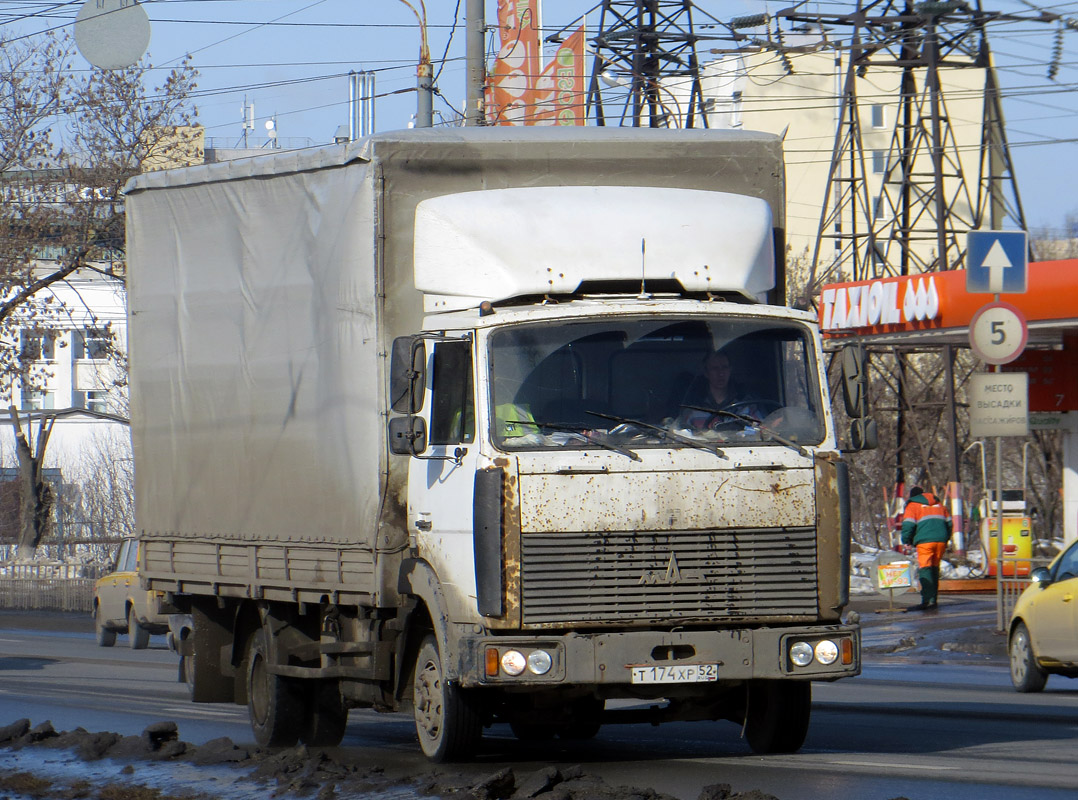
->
[849,418,878,451]
[841,344,868,419]
[389,415,428,455]
[390,336,426,414]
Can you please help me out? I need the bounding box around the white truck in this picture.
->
[124,128,861,762]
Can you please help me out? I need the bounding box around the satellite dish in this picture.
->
[74,0,151,70]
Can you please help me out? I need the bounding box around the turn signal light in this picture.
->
[841,637,854,665]
[485,647,499,677]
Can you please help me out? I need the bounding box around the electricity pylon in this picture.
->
[586,0,709,127]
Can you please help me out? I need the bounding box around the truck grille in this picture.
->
[519,527,818,625]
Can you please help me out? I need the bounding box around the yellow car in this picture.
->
[93,538,169,649]
[1008,542,1078,692]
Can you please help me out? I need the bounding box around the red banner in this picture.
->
[487,0,542,125]
[532,25,586,126]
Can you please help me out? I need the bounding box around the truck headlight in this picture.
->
[501,650,527,676]
[527,650,552,675]
[790,641,814,667]
[814,640,839,665]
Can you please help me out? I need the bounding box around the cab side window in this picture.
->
[113,540,130,572]
[429,340,474,445]
[122,541,139,572]
[1055,544,1078,582]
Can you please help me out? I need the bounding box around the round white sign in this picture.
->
[74,0,151,70]
[969,301,1028,365]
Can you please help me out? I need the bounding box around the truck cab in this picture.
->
[383,183,859,759]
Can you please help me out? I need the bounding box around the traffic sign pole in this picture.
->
[966,229,1029,625]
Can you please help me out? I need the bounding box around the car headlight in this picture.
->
[790,641,814,667]
[500,650,527,676]
[527,649,552,675]
[814,639,839,665]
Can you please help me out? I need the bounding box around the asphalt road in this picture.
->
[3,599,1078,800]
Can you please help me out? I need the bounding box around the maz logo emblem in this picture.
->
[640,553,684,585]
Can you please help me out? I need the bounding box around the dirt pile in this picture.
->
[0,717,926,800]
[1,718,752,800]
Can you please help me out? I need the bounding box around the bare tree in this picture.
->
[61,424,134,549]
[1,32,198,558]
[1032,214,1078,261]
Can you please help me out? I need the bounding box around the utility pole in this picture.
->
[465,0,485,125]
[397,0,433,127]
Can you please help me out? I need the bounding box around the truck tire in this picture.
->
[743,680,811,755]
[1010,622,1047,693]
[413,634,481,762]
[128,606,150,650]
[303,680,348,747]
[95,606,116,647]
[180,653,195,696]
[246,628,304,747]
[559,697,604,740]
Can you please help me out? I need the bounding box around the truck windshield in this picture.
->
[488,317,825,452]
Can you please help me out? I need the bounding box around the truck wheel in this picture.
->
[128,606,150,650]
[246,628,304,747]
[1010,622,1047,693]
[95,606,116,647]
[179,633,196,696]
[413,634,481,762]
[559,697,604,740]
[303,680,348,747]
[743,680,811,755]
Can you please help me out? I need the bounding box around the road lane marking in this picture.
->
[826,760,958,771]
[160,706,245,718]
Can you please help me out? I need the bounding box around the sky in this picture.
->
[1,0,1077,233]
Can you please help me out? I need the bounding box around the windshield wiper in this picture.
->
[520,420,642,462]
[682,404,810,457]
[585,410,727,459]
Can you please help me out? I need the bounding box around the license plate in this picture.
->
[630,663,718,684]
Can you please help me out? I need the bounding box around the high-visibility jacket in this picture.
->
[900,492,952,546]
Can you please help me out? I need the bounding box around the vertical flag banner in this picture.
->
[487,0,542,125]
[532,24,586,126]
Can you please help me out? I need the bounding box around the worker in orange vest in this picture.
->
[900,486,952,612]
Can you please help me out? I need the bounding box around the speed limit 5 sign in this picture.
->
[969,301,1028,365]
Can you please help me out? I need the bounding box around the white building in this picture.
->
[0,265,130,550]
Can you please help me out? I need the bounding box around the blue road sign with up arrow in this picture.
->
[966,230,1028,294]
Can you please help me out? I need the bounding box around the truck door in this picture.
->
[407,339,482,612]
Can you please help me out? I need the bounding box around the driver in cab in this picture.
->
[678,349,767,432]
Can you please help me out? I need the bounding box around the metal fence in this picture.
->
[0,578,94,612]
[996,556,1053,631]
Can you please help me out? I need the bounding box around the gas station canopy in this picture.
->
[818,259,1078,349]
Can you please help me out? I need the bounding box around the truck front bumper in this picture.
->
[457,624,860,688]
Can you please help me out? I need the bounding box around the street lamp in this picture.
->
[396,0,433,128]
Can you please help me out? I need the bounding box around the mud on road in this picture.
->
[0,717,812,800]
